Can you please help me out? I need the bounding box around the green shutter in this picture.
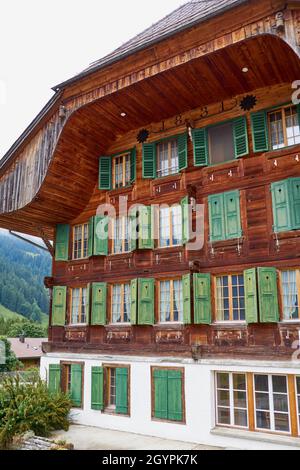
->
[99,156,111,190]
[208,194,225,242]
[167,370,183,422]
[193,273,211,324]
[129,212,137,252]
[224,190,242,239]
[88,217,94,257]
[258,267,279,323]
[138,278,155,325]
[251,111,269,152]
[139,206,154,249]
[49,364,61,394]
[94,215,109,255]
[91,283,107,326]
[52,286,67,326]
[244,268,258,324]
[130,147,136,183]
[233,117,249,158]
[290,178,300,229]
[91,367,104,411]
[70,364,82,407]
[193,128,208,166]
[181,196,190,245]
[182,274,191,324]
[154,369,168,420]
[271,180,292,233]
[178,133,188,171]
[142,143,156,178]
[130,279,138,325]
[55,224,70,261]
[116,368,129,415]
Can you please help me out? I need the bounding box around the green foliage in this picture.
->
[6,320,47,338]
[0,337,23,372]
[0,375,72,448]
[0,232,51,321]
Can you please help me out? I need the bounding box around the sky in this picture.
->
[0,0,186,159]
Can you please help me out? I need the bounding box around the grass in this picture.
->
[0,304,49,326]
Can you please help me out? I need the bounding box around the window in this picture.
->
[280,270,300,321]
[111,283,131,324]
[157,139,178,177]
[208,190,242,242]
[70,287,88,325]
[208,122,235,165]
[112,217,130,254]
[60,363,83,408]
[254,374,290,433]
[106,367,117,410]
[112,153,131,189]
[73,224,88,260]
[97,365,129,415]
[159,279,183,323]
[159,205,182,248]
[268,106,300,150]
[215,274,245,322]
[271,178,300,233]
[215,373,248,428]
[152,368,184,422]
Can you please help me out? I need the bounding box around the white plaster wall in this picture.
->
[40,354,300,450]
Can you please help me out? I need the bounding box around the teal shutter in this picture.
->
[52,286,67,326]
[193,273,211,324]
[94,215,109,255]
[208,194,225,242]
[290,178,300,229]
[181,196,190,245]
[70,364,82,407]
[224,190,242,239]
[116,368,129,415]
[244,268,258,324]
[167,370,183,422]
[91,367,104,411]
[154,369,168,420]
[258,267,279,323]
[99,156,111,190]
[91,283,107,326]
[271,180,292,233]
[193,128,208,166]
[251,111,269,152]
[139,206,154,249]
[55,224,70,261]
[130,279,138,325]
[138,278,155,325]
[233,117,249,158]
[182,274,191,324]
[130,147,136,183]
[142,143,156,178]
[49,364,61,394]
[178,133,188,171]
[88,217,94,257]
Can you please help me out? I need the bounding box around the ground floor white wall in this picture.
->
[40,354,300,450]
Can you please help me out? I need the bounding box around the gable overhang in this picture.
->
[0,33,300,239]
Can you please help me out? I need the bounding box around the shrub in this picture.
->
[0,375,72,448]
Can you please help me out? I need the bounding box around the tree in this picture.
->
[0,337,22,372]
[6,321,47,339]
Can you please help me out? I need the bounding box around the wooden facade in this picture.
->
[2,0,300,365]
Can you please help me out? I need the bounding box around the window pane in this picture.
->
[234,409,248,428]
[234,391,247,409]
[208,122,235,165]
[255,392,270,411]
[256,410,271,430]
[160,281,171,322]
[217,407,231,425]
[272,375,287,394]
[285,106,300,147]
[171,206,182,246]
[173,280,183,322]
[273,394,288,413]
[269,111,285,150]
[159,207,170,247]
[274,413,290,432]
[255,375,269,392]
[71,288,80,324]
[123,283,131,323]
[157,140,178,177]
[217,373,230,389]
[281,270,299,320]
[217,389,230,407]
[112,285,122,323]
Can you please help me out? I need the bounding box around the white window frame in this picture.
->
[280,269,300,323]
[69,287,88,326]
[110,283,131,325]
[72,223,89,260]
[214,274,246,324]
[156,138,179,178]
[158,205,182,249]
[215,372,248,429]
[158,278,184,324]
[253,374,291,434]
[111,216,130,255]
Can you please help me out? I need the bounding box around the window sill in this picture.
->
[67,324,88,328]
[212,322,247,330]
[209,237,243,248]
[154,323,184,330]
[266,144,300,160]
[211,427,300,448]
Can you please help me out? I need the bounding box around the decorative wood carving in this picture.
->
[106,328,132,343]
[65,327,87,343]
[155,329,184,344]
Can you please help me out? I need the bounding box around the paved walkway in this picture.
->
[52,425,222,450]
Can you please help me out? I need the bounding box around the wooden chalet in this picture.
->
[2,0,300,449]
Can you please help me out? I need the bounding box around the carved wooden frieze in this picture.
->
[213,328,249,347]
[279,324,300,348]
[155,329,184,344]
[106,328,132,343]
[67,262,89,276]
[65,327,87,342]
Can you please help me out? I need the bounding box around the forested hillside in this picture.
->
[0,231,51,322]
